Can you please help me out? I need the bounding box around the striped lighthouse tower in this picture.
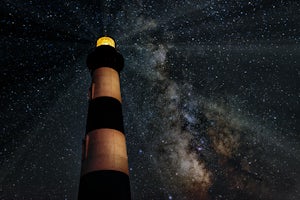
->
[78,37,131,200]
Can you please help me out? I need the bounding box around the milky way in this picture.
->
[1,0,300,199]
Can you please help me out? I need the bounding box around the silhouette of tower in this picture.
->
[78,36,131,200]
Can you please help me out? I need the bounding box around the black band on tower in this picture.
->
[87,45,124,73]
[86,97,124,133]
[78,170,131,200]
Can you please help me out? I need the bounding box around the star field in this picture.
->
[1,0,300,199]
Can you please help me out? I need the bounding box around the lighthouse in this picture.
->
[78,36,131,200]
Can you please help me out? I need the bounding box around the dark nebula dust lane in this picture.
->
[1,0,300,199]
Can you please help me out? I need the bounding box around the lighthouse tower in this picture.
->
[78,36,131,200]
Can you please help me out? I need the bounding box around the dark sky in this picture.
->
[1,0,300,199]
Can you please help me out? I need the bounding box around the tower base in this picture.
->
[78,170,131,200]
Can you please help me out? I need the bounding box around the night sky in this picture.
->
[1,0,300,199]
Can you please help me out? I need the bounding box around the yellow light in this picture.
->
[96,36,116,48]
